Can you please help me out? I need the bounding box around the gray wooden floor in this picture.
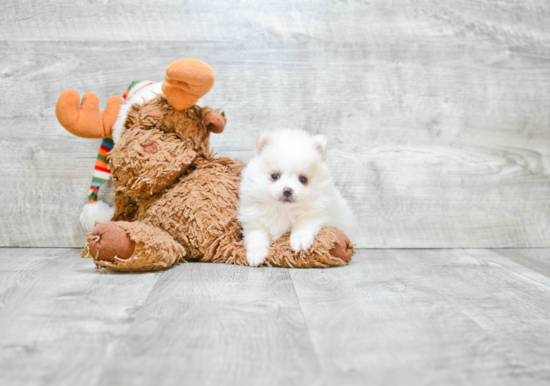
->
[1,248,549,386]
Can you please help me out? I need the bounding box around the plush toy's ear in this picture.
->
[203,109,226,134]
[55,90,124,138]
[312,134,328,161]
[202,106,227,134]
[162,59,215,111]
[256,130,273,155]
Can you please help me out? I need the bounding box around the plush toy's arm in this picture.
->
[112,190,139,221]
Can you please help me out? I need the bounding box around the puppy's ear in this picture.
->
[256,130,273,155]
[312,135,328,161]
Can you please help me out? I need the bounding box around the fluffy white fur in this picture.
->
[238,129,355,267]
[80,201,115,232]
[112,102,134,144]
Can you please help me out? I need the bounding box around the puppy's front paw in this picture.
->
[246,245,270,267]
[290,230,316,252]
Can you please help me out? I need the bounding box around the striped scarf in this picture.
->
[87,80,156,203]
[88,137,114,203]
[122,80,155,102]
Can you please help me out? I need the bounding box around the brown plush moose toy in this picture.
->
[55,59,355,271]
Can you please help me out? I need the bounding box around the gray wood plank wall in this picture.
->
[0,0,548,248]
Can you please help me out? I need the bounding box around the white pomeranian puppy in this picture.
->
[238,129,355,267]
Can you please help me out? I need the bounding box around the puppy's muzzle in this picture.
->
[283,187,293,198]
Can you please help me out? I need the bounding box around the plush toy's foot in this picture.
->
[88,222,135,261]
[81,221,186,272]
[217,227,355,268]
[262,227,355,268]
[329,229,354,262]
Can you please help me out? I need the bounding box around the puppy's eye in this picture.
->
[299,176,308,184]
[271,173,280,181]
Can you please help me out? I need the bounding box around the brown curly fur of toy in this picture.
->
[81,96,355,270]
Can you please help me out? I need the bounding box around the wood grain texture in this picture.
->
[0,248,163,386]
[96,263,320,386]
[491,248,550,277]
[0,248,320,386]
[0,0,549,248]
[1,247,549,385]
[290,248,550,385]
[1,0,548,43]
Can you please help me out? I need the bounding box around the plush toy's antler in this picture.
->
[162,59,215,111]
[55,90,124,138]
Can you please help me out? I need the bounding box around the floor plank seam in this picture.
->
[465,249,550,285]
[288,272,324,379]
[88,268,165,386]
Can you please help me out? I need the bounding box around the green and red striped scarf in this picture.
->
[87,80,157,203]
[88,137,114,203]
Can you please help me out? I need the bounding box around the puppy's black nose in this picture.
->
[283,187,293,197]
